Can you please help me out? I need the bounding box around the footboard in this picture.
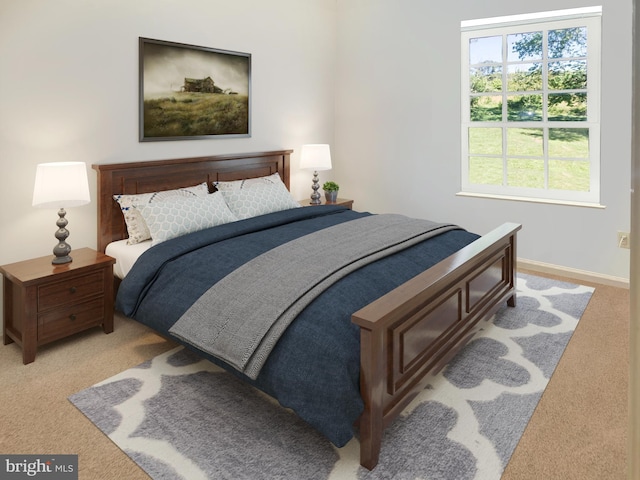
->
[352,222,521,470]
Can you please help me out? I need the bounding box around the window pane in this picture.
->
[470,95,502,121]
[507,128,543,156]
[507,95,542,121]
[548,128,589,158]
[507,158,544,188]
[548,60,587,90]
[507,63,542,91]
[469,35,502,64]
[549,159,590,191]
[548,93,587,121]
[470,66,502,93]
[507,31,543,61]
[469,157,503,185]
[469,127,502,154]
[548,27,587,59]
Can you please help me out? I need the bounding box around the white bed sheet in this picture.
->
[105,239,152,279]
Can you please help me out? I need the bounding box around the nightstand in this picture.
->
[299,198,354,209]
[0,248,116,364]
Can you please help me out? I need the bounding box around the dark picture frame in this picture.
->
[139,37,251,141]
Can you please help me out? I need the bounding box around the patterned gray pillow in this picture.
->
[220,183,300,220]
[113,183,209,244]
[137,192,237,245]
[214,172,284,191]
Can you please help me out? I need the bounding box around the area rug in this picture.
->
[69,273,594,480]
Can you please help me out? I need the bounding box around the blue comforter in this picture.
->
[116,206,479,446]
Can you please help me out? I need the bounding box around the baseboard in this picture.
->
[517,258,629,289]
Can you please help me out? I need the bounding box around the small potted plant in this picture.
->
[322,181,339,203]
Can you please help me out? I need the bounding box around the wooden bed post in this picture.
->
[356,325,386,470]
[507,226,518,307]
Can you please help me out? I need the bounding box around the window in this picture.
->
[460,8,602,205]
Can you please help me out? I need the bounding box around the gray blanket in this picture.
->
[169,214,457,379]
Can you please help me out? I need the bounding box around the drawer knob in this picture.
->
[69,314,77,321]
[70,287,77,294]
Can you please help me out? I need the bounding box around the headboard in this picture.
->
[92,150,293,253]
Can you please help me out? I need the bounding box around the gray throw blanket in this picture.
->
[169,214,457,379]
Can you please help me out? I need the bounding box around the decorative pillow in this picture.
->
[137,192,237,245]
[220,183,301,220]
[113,183,209,244]
[214,172,285,191]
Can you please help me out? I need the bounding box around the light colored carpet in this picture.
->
[0,271,628,479]
[69,274,594,479]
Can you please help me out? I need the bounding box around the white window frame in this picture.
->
[460,8,602,205]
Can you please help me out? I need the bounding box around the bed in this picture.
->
[92,150,521,470]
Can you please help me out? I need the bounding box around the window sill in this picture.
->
[456,191,606,209]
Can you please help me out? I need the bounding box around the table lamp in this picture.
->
[300,144,332,205]
[32,162,91,264]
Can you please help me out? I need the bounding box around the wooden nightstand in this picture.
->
[0,248,116,364]
[299,198,354,209]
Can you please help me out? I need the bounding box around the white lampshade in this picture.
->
[300,144,332,171]
[32,162,91,208]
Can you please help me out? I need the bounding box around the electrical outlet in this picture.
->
[617,231,631,249]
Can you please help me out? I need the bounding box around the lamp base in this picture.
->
[52,254,72,265]
[309,170,321,205]
[52,208,73,265]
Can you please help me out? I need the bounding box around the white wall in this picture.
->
[0,0,337,268]
[0,0,632,287]
[335,0,633,280]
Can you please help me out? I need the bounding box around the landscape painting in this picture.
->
[139,37,251,141]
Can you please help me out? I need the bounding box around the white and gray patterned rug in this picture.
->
[69,273,594,480]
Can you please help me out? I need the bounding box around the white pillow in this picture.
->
[113,183,209,245]
[137,192,238,245]
[220,183,301,220]
[215,172,285,191]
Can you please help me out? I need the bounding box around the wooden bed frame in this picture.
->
[92,150,521,470]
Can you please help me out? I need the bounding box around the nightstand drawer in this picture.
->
[38,297,105,342]
[37,271,104,311]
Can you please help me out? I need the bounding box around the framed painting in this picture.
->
[139,37,251,141]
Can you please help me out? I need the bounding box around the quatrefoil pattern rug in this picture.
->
[70,273,594,480]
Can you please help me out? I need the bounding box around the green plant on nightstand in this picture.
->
[322,181,339,203]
